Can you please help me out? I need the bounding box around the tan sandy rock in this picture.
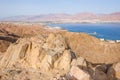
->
[0,33,73,74]
[69,66,92,80]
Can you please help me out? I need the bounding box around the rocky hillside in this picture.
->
[0,23,120,80]
[0,23,64,53]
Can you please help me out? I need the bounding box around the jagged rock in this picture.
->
[0,33,73,74]
[69,66,92,80]
[71,57,87,70]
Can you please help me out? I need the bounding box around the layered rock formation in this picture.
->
[0,34,73,73]
[0,33,74,80]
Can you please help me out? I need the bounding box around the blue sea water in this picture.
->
[48,23,120,40]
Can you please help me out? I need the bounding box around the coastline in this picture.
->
[100,38,120,43]
[1,22,120,42]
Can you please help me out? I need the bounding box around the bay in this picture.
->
[48,23,120,40]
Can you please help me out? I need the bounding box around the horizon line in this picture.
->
[1,11,120,18]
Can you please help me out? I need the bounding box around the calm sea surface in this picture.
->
[48,23,120,40]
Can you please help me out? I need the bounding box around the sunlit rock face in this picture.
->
[68,66,92,80]
[0,33,73,74]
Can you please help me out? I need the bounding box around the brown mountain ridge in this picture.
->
[1,12,120,23]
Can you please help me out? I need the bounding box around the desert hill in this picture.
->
[0,23,120,80]
[0,23,64,53]
[63,32,120,64]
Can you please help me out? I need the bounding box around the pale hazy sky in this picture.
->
[0,0,120,18]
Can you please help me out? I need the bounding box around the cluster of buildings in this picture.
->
[100,38,120,43]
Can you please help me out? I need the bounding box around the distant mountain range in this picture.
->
[1,12,120,23]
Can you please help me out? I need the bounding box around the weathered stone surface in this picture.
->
[0,33,73,74]
[69,66,92,80]
[107,62,120,80]
[71,57,87,70]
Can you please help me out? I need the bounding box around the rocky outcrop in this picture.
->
[71,57,87,70]
[0,34,73,74]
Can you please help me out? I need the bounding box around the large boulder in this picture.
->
[68,66,92,80]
